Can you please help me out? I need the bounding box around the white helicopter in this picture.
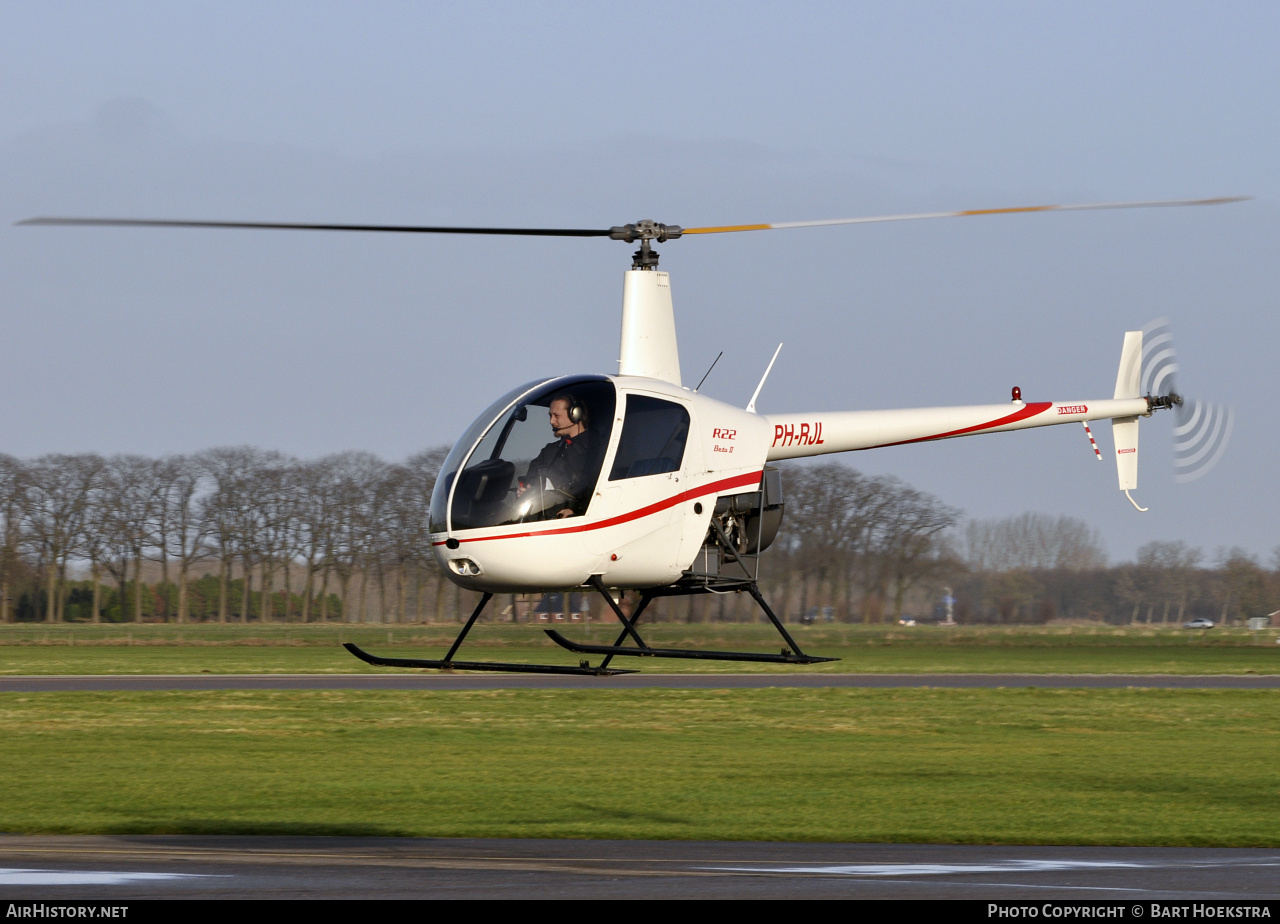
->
[21,198,1242,674]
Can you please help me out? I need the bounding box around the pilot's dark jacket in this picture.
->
[522,429,600,515]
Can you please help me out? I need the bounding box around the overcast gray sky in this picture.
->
[2,1,1276,563]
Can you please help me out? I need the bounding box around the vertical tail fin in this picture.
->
[1114,330,1142,400]
[1112,330,1144,509]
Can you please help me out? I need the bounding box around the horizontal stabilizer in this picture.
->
[1112,416,1140,491]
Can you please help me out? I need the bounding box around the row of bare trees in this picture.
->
[758,472,1277,626]
[952,517,1279,626]
[0,448,1274,625]
[0,448,446,623]
[0,452,964,626]
[1112,542,1279,627]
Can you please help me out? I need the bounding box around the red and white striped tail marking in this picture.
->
[1082,421,1103,461]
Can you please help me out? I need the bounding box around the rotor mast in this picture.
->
[614,220,684,384]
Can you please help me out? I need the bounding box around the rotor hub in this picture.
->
[607,220,683,244]
[1146,391,1183,413]
[608,220,683,270]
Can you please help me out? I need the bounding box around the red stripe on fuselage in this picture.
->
[435,469,763,546]
[867,402,1054,450]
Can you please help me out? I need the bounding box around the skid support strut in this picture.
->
[344,591,636,675]
[587,575,656,670]
[545,577,839,666]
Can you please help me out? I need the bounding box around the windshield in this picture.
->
[428,378,551,533]
[430,376,616,532]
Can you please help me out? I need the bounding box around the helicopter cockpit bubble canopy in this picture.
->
[429,375,617,534]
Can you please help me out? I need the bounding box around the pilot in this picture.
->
[517,393,598,518]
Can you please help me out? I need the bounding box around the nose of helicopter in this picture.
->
[434,532,609,593]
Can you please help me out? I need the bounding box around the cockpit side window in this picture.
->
[608,394,690,481]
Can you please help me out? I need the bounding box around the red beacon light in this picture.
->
[1011,386,1022,402]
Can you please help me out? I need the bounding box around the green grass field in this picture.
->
[6,624,1279,844]
[3,687,1278,844]
[1,622,1277,675]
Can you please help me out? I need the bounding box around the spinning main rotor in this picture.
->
[19,196,1246,269]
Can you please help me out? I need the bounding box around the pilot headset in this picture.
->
[557,393,586,425]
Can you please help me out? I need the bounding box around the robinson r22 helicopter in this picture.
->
[21,197,1243,674]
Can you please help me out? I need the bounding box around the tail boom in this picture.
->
[764,398,1149,461]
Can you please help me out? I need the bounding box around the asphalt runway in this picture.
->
[3,672,1280,691]
[1,837,1278,899]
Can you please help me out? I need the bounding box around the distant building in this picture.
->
[500,592,595,623]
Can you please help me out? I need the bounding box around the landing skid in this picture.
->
[342,579,836,676]
[544,631,835,664]
[576,575,839,669]
[342,592,636,676]
[343,642,634,676]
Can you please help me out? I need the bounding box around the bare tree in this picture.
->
[871,481,960,623]
[293,457,340,623]
[21,455,104,622]
[773,463,885,621]
[987,569,1046,623]
[198,451,242,623]
[1136,540,1203,624]
[152,456,211,623]
[374,453,444,624]
[1215,548,1270,626]
[0,456,25,623]
[199,448,283,622]
[371,464,406,622]
[965,513,1106,573]
[78,500,110,624]
[402,447,448,622]
[252,457,300,622]
[98,456,162,622]
[324,452,386,623]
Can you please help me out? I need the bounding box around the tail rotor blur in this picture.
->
[1141,318,1233,483]
[1172,399,1234,483]
[1140,318,1179,398]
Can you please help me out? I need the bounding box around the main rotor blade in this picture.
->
[19,195,1248,240]
[681,197,1249,235]
[16,217,614,237]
